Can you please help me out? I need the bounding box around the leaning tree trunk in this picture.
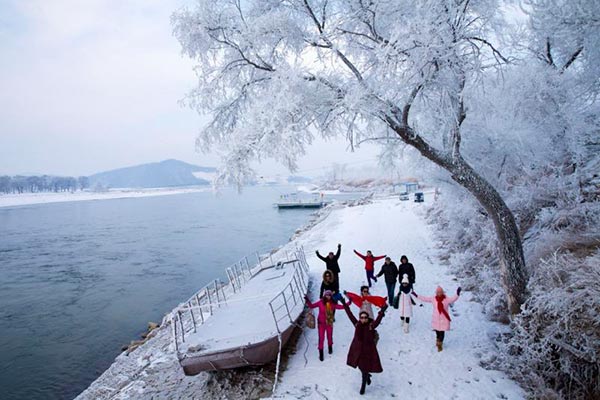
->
[386,116,528,314]
[446,156,528,314]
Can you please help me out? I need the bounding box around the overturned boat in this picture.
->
[171,248,309,375]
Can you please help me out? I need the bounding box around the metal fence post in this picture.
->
[243,256,250,281]
[206,287,213,315]
[227,268,237,293]
[177,310,185,343]
[220,280,227,304]
[188,301,197,333]
[292,274,303,304]
[282,287,293,324]
[196,294,205,323]
[269,302,280,333]
[235,264,242,288]
[172,314,179,353]
[214,280,221,307]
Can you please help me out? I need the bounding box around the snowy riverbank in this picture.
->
[76,194,525,399]
[0,187,211,208]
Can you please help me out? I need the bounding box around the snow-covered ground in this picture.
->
[0,187,210,208]
[268,196,525,399]
[77,194,525,399]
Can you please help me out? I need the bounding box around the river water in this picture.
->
[0,186,348,400]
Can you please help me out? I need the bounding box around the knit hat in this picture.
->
[401,274,409,284]
[323,290,333,297]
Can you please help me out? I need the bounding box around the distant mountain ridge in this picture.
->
[88,159,216,189]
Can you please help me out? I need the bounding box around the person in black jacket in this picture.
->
[316,244,341,282]
[319,270,340,299]
[397,255,416,289]
[376,257,398,303]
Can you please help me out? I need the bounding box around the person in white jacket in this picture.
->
[398,274,414,333]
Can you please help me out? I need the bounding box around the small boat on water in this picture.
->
[171,248,309,375]
[276,192,327,209]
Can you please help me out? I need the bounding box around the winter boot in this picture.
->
[328,345,333,354]
[404,323,409,333]
[319,349,324,361]
[360,373,368,395]
[436,340,443,352]
[367,373,372,385]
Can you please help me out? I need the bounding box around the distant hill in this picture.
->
[88,159,216,189]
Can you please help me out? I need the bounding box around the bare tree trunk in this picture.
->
[446,156,528,314]
[386,117,528,314]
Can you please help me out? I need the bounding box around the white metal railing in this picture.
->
[171,247,307,355]
[226,252,264,293]
[268,249,310,333]
[267,248,309,394]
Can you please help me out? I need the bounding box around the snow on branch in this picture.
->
[172,0,508,184]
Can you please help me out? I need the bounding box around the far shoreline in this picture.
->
[0,186,212,208]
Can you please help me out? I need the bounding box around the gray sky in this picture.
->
[0,0,379,177]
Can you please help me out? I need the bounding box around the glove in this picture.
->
[338,243,341,248]
[332,293,343,302]
[304,295,310,303]
[457,287,462,296]
[381,304,389,312]
[411,291,417,296]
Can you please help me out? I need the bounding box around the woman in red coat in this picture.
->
[342,298,388,395]
[353,249,386,287]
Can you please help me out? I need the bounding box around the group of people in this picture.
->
[306,244,461,395]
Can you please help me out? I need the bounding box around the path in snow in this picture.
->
[270,196,525,400]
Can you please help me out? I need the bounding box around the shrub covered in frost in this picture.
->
[497,251,600,399]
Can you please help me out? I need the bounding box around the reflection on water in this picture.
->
[0,186,334,400]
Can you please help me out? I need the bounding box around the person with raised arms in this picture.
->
[305,290,347,361]
[315,244,342,282]
[342,296,388,395]
[353,249,386,287]
[412,285,462,351]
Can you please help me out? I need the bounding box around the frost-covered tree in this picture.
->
[172,0,528,313]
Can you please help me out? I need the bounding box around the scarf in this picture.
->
[325,300,335,326]
[346,291,387,308]
[436,294,451,321]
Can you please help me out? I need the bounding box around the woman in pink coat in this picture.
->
[305,290,347,361]
[412,286,461,351]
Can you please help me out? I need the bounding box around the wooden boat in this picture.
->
[171,249,309,375]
